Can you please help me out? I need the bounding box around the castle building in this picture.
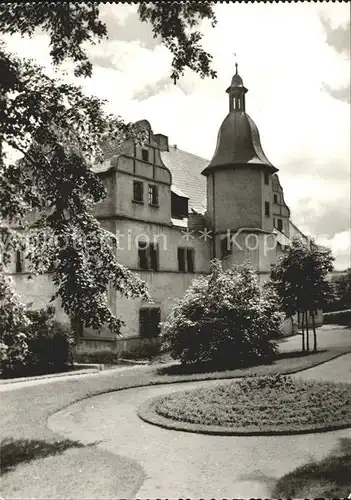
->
[6,65,323,354]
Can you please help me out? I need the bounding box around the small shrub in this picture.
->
[161,260,283,368]
[0,272,31,377]
[25,310,74,375]
[1,305,74,378]
[120,341,161,360]
[73,350,118,365]
[323,309,351,326]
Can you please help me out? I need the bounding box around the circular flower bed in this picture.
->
[138,375,351,435]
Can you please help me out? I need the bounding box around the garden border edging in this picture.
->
[0,364,102,385]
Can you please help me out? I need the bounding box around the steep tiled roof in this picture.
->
[161,146,208,214]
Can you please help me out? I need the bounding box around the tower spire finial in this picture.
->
[232,52,238,74]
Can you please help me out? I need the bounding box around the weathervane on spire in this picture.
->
[232,52,238,74]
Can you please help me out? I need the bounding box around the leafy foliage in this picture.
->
[325,268,351,312]
[0,301,75,378]
[270,237,335,315]
[0,2,217,81]
[270,237,335,351]
[138,2,217,83]
[0,271,31,376]
[0,3,107,78]
[161,260,282,367]
[0,2,217,338]
[0,42,150,334]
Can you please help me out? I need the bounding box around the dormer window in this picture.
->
[141,148,149,162]
[171,190,188,219]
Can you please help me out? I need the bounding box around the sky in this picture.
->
[2,2,350,270]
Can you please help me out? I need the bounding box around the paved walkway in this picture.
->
[48,353,351,498]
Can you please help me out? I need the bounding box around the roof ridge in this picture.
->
[166,145,209,163]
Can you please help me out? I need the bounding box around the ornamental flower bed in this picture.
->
[145,374,351,434]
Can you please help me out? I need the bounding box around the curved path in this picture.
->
[48,353,351,498]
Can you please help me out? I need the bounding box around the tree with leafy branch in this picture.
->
[327,268,351,312]
[0,2,217,338]
[270,237,335,352]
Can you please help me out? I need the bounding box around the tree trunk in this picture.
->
[301,312,305,352]
[305,311,310,352]
[312,311,317,352]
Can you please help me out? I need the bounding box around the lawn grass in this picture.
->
[149,375,351,433]
[273,449,351,498]
[1,438,85,473]
[156,346,350,381]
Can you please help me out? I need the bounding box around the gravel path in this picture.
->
[291,352,351,383]
[48,353,351,498]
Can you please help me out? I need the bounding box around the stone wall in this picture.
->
[209,167,263,232]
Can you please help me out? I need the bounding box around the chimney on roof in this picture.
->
[154,133,169,152]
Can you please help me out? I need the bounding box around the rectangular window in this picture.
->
[221,236,232,259]
[265,201,270,217]
[264,171,269,185]
[273,218,276,227]
[138,241,159,271]
[277,218,283,232]
[139,308,161,338]
[138,241,148,270]
[149,243,158,271]
[273,194,278,204]
[178,248,186,272]
[141,148,149,162]
[133,180,144,203]
[178,248,195,272]
[16,250,23,272]
[187,248,194,273]
[148,184,158,206]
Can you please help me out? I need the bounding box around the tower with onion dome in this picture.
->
[202,63,278,275]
